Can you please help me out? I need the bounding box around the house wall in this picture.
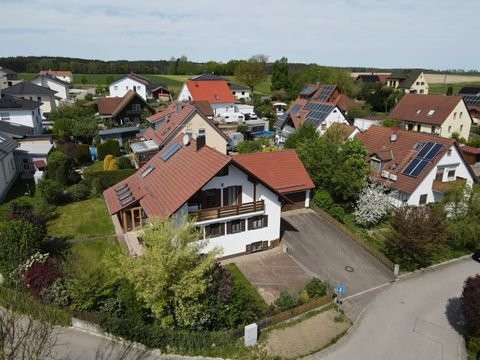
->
[317,107,349,136]
[211,103,235,116]
[177,84,191,102]
[113,97,151,126]
[1,108,42,134]
[181,113,227,154]
[31,77,69,100]
[406,72,429,94]
[0,152,17,201]
[193,164,282,257]
[109,78,147,100]
[406,145,474,205]
[232,89,250,101]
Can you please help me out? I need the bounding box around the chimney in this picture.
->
[196,135,206,151]
[390,131,397,142]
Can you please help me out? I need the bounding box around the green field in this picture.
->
[429,82,480,95]
[18,73,272,95]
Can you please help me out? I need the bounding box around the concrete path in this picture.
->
[309,257,480,360]
[282,209,394,297]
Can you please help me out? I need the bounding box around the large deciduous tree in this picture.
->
[234,55,268,92]
[385,206,447,270]
[50,103,97,143]
[271,57,291,93]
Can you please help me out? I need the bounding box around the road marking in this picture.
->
[342,281,392,301]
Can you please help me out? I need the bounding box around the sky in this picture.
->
[1,0,478,70]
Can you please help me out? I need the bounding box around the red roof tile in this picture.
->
[355,126,456,194]
[390,94,463,126]
[185,80,235,104]
[460,145,480,155]
[39,70,72,77]
[233,150,315,193]
[97,97,123,115]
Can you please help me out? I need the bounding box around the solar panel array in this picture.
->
[290,104,302,116]
[300,85,318,97]
[462,95,480,106]
[402,142,445,178]
[304,103,334,127]
[274,111,290,128]
[315,85,335,102]
[160,141,181,161]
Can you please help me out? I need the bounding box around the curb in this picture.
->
[398,253,473,281]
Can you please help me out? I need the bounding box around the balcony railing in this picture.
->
[190,200,265,222]
[432,177,467,193]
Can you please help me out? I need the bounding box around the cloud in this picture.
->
[0,0,478,69]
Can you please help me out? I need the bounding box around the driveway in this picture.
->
[312,257,480,360]
[282,208,394,297]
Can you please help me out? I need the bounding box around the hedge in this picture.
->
[84,169,136,192]
[97,139,120,161]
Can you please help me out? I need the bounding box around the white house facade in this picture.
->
[0,96,43,134]
[32,75,70,101]
[0,133,19,202]
[109,76,147,100]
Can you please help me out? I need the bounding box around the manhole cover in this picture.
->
[345,266,354,272]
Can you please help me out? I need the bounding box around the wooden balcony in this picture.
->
[432,177,467,193]
[190,200,265,222]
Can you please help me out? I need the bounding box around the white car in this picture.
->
[221,113,245,124]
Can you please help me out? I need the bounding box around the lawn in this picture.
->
[48,198,114,240]
[225,75,272,95]
[69,237,121,271]
[0,178,43,219]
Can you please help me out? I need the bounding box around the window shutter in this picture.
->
[220,223,225,236]
[241,219,245,231]
[205,225,211,237]
[223,188,228,206]
[215,189,221,207]
[248,217,253,230]
[237,186,242,205]
[199,191,207,209]
[263,215,268,228]
[262,241,268,250]
[227,221,232,234]
[246,244,252,254]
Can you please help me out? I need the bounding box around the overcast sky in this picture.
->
[1,0,477,70]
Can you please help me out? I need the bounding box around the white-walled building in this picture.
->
[2,82,57,118]
[178,80,236,116]
[109,73,149,101]
[0,132,19,202]
[39,70,73,84]
[104,138,314,257]
[386,70,429,94]
[32,74,70,101]
[0,95,43,134]
[356,126,477,207]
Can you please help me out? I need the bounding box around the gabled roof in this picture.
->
[0,67,16,75]
[390,94,464,126]
[190,73,226,81]
[3,81,57,96]
[97,90,154,117]
[388,70,423,89]
[355,126,467,194]
[147,82,169,92]
[110,72,150,86]
[233,150,315,193]
[98,126,139,136]
[356,74,381,83]
[33,74,70,87]
[0,95,42,110]
[39,70,72,77]
[0,121,34,138]
[191,100,214,118]
[0,132,19,160]
[185,80,236,104]
[459,87,480,96]
[229,83,250,91]
[145,102,227,146]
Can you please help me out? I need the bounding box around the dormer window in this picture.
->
[370,158,381,171]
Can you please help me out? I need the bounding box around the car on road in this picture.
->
[472,250,480,263]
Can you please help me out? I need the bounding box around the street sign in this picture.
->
[336,283,345,294]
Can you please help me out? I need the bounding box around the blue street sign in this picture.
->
[336,283,345,294]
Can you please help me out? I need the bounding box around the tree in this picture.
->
[0,289,61,360]
[271,57,291,93]
[234,55,268,92]
[385,206,447,270]
[50,103,97,143]
[461,274,480,337]
[123,218,222,329]
[236,140,263,154]
[446,86,454,96]
[284,123,318,149]
[354,182,392,227]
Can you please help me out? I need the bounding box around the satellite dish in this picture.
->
[183,134,190,146]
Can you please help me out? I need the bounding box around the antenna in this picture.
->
[183,134,190,146]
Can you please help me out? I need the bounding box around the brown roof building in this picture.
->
[97,90,154,126]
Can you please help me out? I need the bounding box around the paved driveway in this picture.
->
[282,208,394,297]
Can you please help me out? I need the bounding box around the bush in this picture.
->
[236,140,263,154]
[313,189,333,210]
[274,291,297,311]
[97,139,120,161]
[6,202,48,241]
[103,154,114,171]
[117,156,134,169]
[462,275,480,337]
[467,336,480,356]
[23,258,61,299]
[38,179,67,205]
[83,169,136,192]
[78,144,91,164]
[68,183,91,201]
[328,204,345,223]
[47,150,69,181]
[304,278,328,299]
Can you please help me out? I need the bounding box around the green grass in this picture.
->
[48,198,114,240]
[69,237,120,271]
[84,160,105,173]
[0,178,43,219]
[225,75,272,95]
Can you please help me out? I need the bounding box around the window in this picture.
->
[421,82,425,85]
[223,186,241,206]
[453,112,457,119]
[0,112,10,121]
[132,103,141,111]
[232,91,236,95]
[205,223,224,238]
[227,219,245,234]
[460,125,464,132]
[29,96,33,100]
[448,126,452,133]
[114,86,118,90]
[419,89,424,94]
[22,158,30,171]
[431,126,436,134]
[320,123,327,131]
[198,128,206,137]
[416,82,420,85]
[217,167,229,177]
[416,124,421,132]
[205,189,219,208]
[460,112,463,119]
[241,91,245,95]
[10,158,14,172]
[419,194,428,205]
[370,158,381,171]
[427,110,435,116]
[435,168,443,181]
[37,97,41,101]
[447,148,452,156]
[447,169,456,179]
[248,215,268,230]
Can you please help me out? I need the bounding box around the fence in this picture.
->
[311,205,395,271]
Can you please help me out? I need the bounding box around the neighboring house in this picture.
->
[353,116,382,131]
[0,66,17,89]
[459,145,480,166]
[39,70,73,84]
[356,126,476,207]
[355,74,388,84]
[190,100,215,120]
[189,73,251,101]
[459,94,480,125]
[458,87,480,96]
[178,80,236,115]
[97,90,154,127]
[0,95,43,134]
[327,123,360,140]
[2,82,58,118]
[104,136,314,257]
[0,121,34,139]
[274,85,350,144]
[147,83,171,101]
[389,94,472,140]
[13,136,54,175]
[0,132,19,202]
[233,149,315,211]
[109,73,149,101]
[98,126,140,146]
[31,74,70,101]
[133,102,228,167]
[386,70,429,94]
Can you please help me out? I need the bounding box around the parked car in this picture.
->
[221,113,245,124]
[472,250,480,263]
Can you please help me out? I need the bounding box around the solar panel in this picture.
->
[141,165,154,178]
[402,158,421,176]
[290,104,302,115]
[462,95,480,106]
[423,143,444,161]
[115,183,128,192]
[160,141,181,161]
[417,142,435,158]
[300,85,317,97]
[316,85,335,102]
[410,159,430,177]
[274,111,290,128]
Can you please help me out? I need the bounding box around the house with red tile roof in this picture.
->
[97,90,154,126]
[389,94,472,140]
[39,70,73,84]
[355,126,476,207]
[178,80,236,116]
[104,140,314,257]
[274,84,352,144]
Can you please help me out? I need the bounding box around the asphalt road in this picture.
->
[282,209,394,297]
[310,257,480,360]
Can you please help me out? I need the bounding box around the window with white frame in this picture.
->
[132,103,141,111]
[0,112,10,121]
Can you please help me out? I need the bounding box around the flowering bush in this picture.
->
[354,182,392,227]
[23,257,61,298]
